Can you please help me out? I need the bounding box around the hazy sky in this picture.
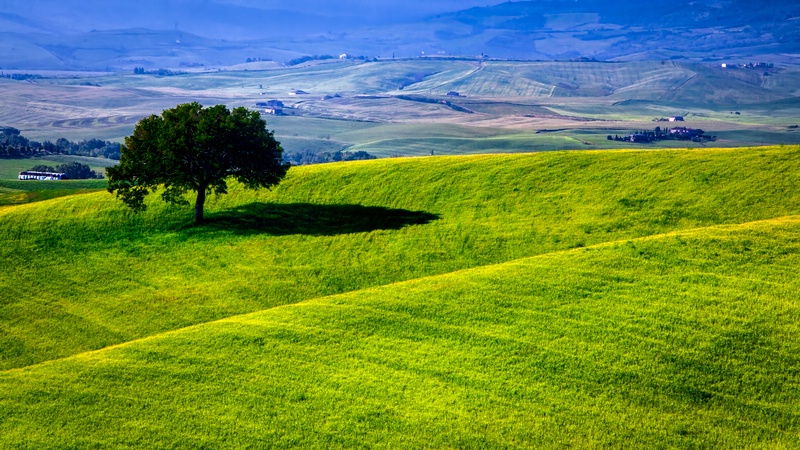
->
[3,0,510,21]
[217,0,507,16]
[1,0,510,36]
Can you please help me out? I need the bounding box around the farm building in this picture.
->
[256,100,285,115]
[19,171,66,180]
[669,127,704,138]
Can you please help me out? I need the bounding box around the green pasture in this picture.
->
[1,214,798,447]
[0,157,112,206]
[2,146,800,374]
[1,146,800,446]
[0,156,113,180]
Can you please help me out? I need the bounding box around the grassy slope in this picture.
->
[1,216,798,448]
[1,146,799,374]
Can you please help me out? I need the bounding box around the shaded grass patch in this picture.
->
[199,202,439,236]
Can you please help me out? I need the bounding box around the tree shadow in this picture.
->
[196,202,439,236]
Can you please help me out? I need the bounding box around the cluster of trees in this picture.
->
[286,54,377,66]
[28,162,103,179]
[608,126,716,143]
[0,127,121,159]
[245,57,272,63]
[284,150,376,166]
[132,68,184,76]
[50,138,122,159]
[287,55,337,66]
[0,73,44,81]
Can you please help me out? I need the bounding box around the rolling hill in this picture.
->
[3,58,800,156]
[1,146,799,446]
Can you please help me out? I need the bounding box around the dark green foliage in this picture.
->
[107,102,289,224]
[0,127,120,159]
[0,127,37,158]
[287,55,335,66]
[56,162,103,179]
[0,73,43,81]
[25,162,102,179]
[28,164,57,173]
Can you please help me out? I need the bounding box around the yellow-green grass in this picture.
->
[1,216,798,447]
[1,146,799,374]
[0,181,105,207]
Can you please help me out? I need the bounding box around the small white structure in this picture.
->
[19,171,66,180]
[339,53,348,59]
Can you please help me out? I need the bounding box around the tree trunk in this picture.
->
[195,187,207,225]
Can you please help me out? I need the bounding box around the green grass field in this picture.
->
[1,146,799,446]
[0,156,112,206]
[2,216,799,448]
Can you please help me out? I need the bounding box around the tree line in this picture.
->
[0,73,44,81]
[283,150,377,166]
[0,127,121,159]
[133,68,185,76]
[286,54,378,66]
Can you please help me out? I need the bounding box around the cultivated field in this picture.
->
[3,60,800,156]
[1,146,799,447]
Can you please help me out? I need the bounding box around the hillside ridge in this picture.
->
[5,213,797,374]
[3,146,799,371]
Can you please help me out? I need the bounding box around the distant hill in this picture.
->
[1,0,798,70]
[430,0,800,61]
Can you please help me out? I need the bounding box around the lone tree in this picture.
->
[107,102,289,224]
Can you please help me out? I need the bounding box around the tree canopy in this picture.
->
[28,162,103,179]
[107,102,289,224]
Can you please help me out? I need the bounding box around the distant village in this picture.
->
[720,62,774,70]
[609,125,716,144]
